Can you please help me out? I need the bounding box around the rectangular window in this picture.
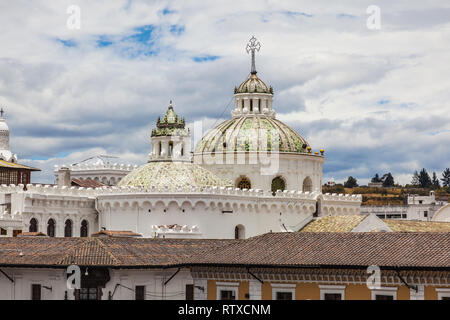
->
[276,292,293,300]
[424,211,428,217]
[272,284,296,300]
[375,294,394,300]
[220,290,236,300]
[436,288,450,300]
[324,293,342,300]
[31,284,41,300]
[135,286,145,300]
[185,284,194,300]
[80,287,98,300]
[320,285,346,300]
[216,282,239,301]
[371,287,397,300]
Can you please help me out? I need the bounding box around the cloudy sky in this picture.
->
[0,0,449,185]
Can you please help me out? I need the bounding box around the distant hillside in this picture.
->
[322,185,450,206]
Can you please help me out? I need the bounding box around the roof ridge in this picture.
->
[94,238,120,265]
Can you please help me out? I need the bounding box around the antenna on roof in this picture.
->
[72,154,120,166]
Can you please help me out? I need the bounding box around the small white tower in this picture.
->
[148,101,191,162]
[0,109,18,163]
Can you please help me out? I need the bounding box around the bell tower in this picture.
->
[148,101,191,162]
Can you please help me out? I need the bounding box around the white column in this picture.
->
[249,280,262,300]
[410,285,424,300]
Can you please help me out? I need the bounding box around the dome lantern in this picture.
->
[232,36,275,118]
[148,101,191,163]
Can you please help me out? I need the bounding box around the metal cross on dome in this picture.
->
[246,36,261,74]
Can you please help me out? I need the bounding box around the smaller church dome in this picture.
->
[117,162,232,190]
[235,74,272,94]
[0,118,9,132]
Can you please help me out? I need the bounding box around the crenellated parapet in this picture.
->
[0,184,362,204]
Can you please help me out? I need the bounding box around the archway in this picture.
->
[236,176,251,190]
[29,218,38,232]
[47,219,56,237]
[303,176,313,192]
[80,220,88,237]
[234,225,245,239]
[271,176,286,195]
[64,219,73,237]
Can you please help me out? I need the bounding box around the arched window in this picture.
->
[303,177,313,192]
[250,99,253,112]
[241,100,244,110]
[159,141,162,156]
[181,144,184,157]
[234,225,245,239]
[236,176,251,190]
[64,220,72,237]
[47,219,55,237]
[80,220,88,237]
[271,176,286,196]
[29,218,38,232]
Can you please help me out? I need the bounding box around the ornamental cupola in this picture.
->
[148,101,191,162]
[0,108,18,163]
[231,36,276,118]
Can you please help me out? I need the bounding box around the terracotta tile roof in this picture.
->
[71,178,104,188]
[300,215,368,232]
[383,220,450,232]
[91,230,142,238]
[0,237,232,267]
[0,233,448,269]
[195,232,450,268]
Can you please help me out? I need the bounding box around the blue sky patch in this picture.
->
[125,25,155,43]
[192,55,220,62]
[337,13,357,19]
[170,24,185,36]
[161,7,176,15]
[283,11,313,18]
[58,39,76,47]
[377,99,390,105]
[96,35,113,47]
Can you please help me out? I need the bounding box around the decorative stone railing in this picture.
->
[54,163,138,172]
[151,224,200,234]
[322,193,362,202]
[0,184,361,203]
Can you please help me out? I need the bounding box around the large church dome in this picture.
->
[117,161,231,190]
[194,115,310,154]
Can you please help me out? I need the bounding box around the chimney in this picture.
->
[57,167,71,187]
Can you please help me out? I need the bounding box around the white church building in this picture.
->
[0,38,361,239]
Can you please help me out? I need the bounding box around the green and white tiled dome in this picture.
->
[194,115,310,153]
[117,161,232,190]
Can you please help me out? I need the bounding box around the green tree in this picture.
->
[441,168,450,187]
[382,173,395,187]
[371,173,382,183]
[411,170,420,186]
[418,168,432,188]
[344,176,358,188]
[432,172,440,189]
